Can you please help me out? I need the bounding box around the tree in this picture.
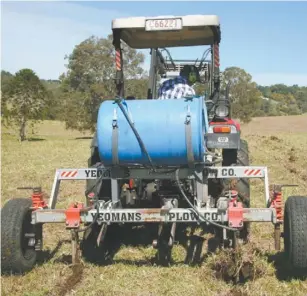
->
[60,35,147,132]
[41,79,64,120]
[221,67,262,123]
[2,69,49,141]
[1,70,13,87]
[257,85,272,98]
[1,71,14,120]
[125,78,149,99]
[295,89,307,113]
[194,80,210,97]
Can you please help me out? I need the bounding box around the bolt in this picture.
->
[74,222,78,226]
[152,239,158,249]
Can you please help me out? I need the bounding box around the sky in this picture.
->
[1,1,307,86]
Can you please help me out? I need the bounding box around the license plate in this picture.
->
[218,137,229,143]
[145,18,182,31]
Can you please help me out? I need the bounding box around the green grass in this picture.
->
[1,117,307,296]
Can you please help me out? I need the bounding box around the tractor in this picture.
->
[2,14,307,273]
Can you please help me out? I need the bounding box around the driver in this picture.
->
[158,65,200,100]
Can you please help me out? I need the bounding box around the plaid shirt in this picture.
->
[158,77,195,100]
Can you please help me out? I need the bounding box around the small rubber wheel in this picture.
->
[284,196,307,269]
[1,198,37,273]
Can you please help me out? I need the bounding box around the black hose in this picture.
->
[114,97,157,172]
[175,169,238,232]
[115,98,186,175]
[113,97,236,232]
[161,48,176,69]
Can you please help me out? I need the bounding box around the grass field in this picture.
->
[1,115,307,296]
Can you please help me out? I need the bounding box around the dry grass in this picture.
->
[1,115,307,296]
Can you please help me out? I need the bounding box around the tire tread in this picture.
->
[1,198,37,273]
[284,196,307,268]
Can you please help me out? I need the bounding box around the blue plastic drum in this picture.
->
[97,97,207,167]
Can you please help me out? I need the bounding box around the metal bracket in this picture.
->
[228,200,243,228]
[160,197,178,215]
[65,203,84,229]
[45,165,272,224]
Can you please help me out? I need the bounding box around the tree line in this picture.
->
[1,34,307,141]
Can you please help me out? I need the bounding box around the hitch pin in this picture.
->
[271,184,298,192]
[17,187,42,192]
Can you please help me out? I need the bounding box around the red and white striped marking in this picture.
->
[214,43,220,68]
[61,170,78,178]
[244,169,262,176]
[116,49,121,70]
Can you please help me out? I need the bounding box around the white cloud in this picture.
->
[1,2,129,79]
[252,73,307,86]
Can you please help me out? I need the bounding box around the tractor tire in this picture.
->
[1,198,38,274]
[284,196,307,269]
[222,139,250,207]
[235,139,250,207]
[222,139,250,242]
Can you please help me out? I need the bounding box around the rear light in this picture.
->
[129,179,135,189]
[213,126,231,133]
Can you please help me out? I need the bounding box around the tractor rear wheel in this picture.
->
[222,139,250,242]
[1,198,38,274]
[222,139,250,207]
[284,196,307,269]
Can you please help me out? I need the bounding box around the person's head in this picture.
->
[180,65,200,86]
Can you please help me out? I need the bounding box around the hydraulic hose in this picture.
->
[175,169,238,232]
[114,98,236,232]
[114,98,179,175]
[114,97,156,172]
